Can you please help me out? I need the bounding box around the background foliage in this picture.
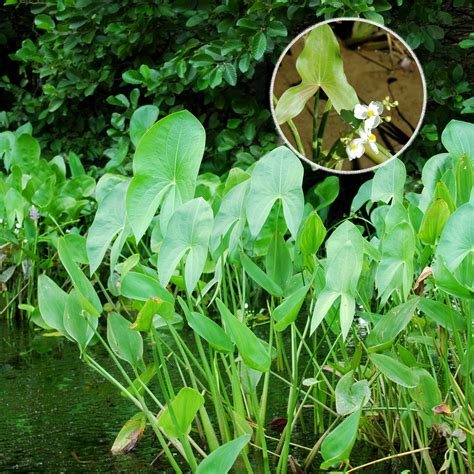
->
[1,0,473,175]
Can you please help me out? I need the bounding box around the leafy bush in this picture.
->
[0,1,472,172]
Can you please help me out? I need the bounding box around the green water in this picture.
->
[0,320,163,472]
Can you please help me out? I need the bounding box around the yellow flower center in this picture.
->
[369,134,376,142]
[367,110,374,117]
[350,145,358,151]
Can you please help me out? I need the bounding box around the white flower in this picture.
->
[15,222,21,229]
[358,128,379,154]
[346,138,366,160]
[354,101,384,130]
[0,218,3,224]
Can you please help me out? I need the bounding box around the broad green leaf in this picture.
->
[126,110,205,241]
[441,119,474,164]
[251,31,267,60]
[120,271,174,304]
[371,158,406,204]
[320,409,361,469]
[408,368,442,414]
[107,312,143,367]
[371,353,420,388]
[63,233,88,265]
[158,198,213,295]
[246,146,304,239]
[217,299,271,372]
[63,290,97,350]
[111,412,146,455]
[375,222,415,305]
[129,105,159,147]
[37,274,68,335]
[314,175,340,212]
[13,134,40,170]
[87,180,129,274]
[418,153,452,212]
[418,198,450,245]
[58,237,102,317]
[240,253,283,297]
[418,298,465,331]
[265,232,292,289]
[185,310,233,353]
[366,298,419,352]
[210,179,249,254]
[131,297,174,332]
[157,387,204,438]
[275,25,358,123]
[196,435,251,474]
[351,179,373,213]
[273,284,309,332]
[335,371,370,416]
[436,202,473,278]
[311,289,342,335]
[298,211,326,255]
[432,257,472,299]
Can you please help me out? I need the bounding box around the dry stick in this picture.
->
[346,447,431,473]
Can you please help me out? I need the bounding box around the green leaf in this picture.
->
[432,256,472,299]
[455,155,473,207]
[126,110,205,241]
[240,252,283,298]
[418,199,450,245]
[246,146,304,239]
[37,274,68,335]
[371,159,406,204]
[441,120,474,164]
[408,368,442,414]
[251,31,267,60]
[34,14,55,31]
[157,387,204,438]
[131,297,174,332]
[266,232,292,289]
[418,298,465,331]
[335,371,370,416]
[13,134,40,171]
[86,180,129,274]
[222,63,237,86]
[436,201,473,278]
[111,412,146,455]
[211,180,249,254]
[273,284,310,332]
[182,304,233,353]
[275,24,358,123]
[217,298,271,372]
[371,353,420,388]
[63,290,97,350]
[107,312,143,367]
[298,211,326,255]
[314,176,340,211]
[129,105,159,147]
[158,198,213,295]
[375,222,415,305]
[320,409,361,469]
[366,298,419,352]
[120,272,174,304]
[58,237,102,317]
[196,435,251,474]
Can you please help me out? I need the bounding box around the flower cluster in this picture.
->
[346,101,384,161]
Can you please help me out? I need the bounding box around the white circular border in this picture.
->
[269,17,428,175]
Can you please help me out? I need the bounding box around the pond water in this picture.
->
[0,320,161,472]
[1,319,405,473]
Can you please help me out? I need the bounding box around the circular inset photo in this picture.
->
[270,18,427,174]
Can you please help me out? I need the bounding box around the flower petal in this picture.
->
[369,101,384,115]
[365,115,380,130]
[368,141,379,154]
[354,104,368,119]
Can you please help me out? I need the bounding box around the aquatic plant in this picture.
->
[33,111,473,472]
